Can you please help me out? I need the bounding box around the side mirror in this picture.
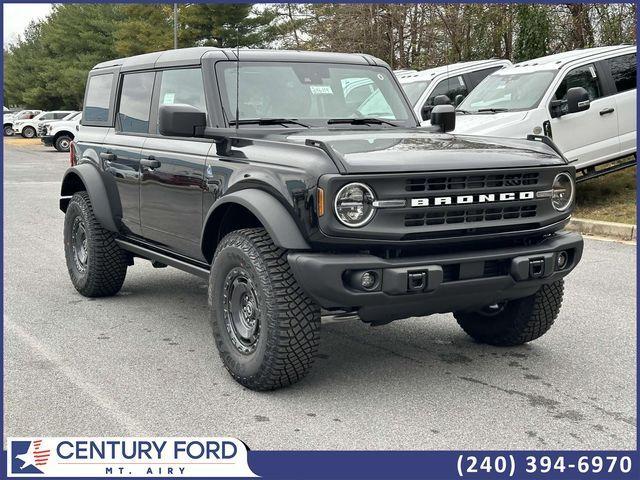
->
[159,104,206,137]
[566,87,590,114]
[454,94,465,106]
[430,104,455,133]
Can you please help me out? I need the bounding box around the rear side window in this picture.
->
[606,53,636,93]
[84,74,114,124]
[117,72,155,134]
[554,64,603,101]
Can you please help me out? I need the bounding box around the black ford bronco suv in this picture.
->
[61,48,583,390]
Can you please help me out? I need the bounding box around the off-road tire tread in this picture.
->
[210,228,320,390]
[454,280,564,346]
[64,191,127,297]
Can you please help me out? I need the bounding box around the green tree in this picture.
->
[115,4,174,56]
[514,5,551,62]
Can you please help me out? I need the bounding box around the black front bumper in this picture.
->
[288,231,583,323]
[41,135,54,146]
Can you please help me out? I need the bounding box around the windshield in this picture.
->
[399,80,430,106]
[216,62,415,127]
[458,70,557,112]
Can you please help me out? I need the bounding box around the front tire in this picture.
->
[55,135,72,152]
[22,126,36,138]
[209,228,320,390]
[64,191,128,297]
[454,281,564,346]
[3,124,13,136]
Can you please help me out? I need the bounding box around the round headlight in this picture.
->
[334,182,376,227]
[551,172,574,212]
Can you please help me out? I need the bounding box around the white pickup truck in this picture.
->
[453,45,636,179]
[40,113,81,152]
[3,109,42,136]
[12,110,75,138]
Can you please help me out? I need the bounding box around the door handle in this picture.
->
[140,156,161,169]
[100,152,116,162]
[599,108,615,116]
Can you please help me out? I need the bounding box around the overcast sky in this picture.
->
[3,3,52,47]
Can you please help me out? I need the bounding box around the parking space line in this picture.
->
[6,321,149,436]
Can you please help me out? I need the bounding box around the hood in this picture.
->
[268,128,563,174]
[452,111,529,136]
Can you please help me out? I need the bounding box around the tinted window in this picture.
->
[53,112,69,119]
[84,74,113,123]
[39,113,55,120]
[427,76,468,106]
[466,66,504,89]
[554,64,603,102]
[607,53,636,93]
[157,68,206,132]
[117,72,155,134]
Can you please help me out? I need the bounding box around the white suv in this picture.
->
[397,59,512,121]
[41,113,81,152]
[12,110,75,138]
[3,109,42,136]
[454,45,636,177]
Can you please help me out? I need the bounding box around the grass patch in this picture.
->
[574,162,636,224]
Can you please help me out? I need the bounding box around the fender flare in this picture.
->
[201,189,311,257]
[60,163,119,232]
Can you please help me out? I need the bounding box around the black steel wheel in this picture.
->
[64,191,128,297]
[209,228,321,390]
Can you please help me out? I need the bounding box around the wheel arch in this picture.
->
[54,130,75,140]
[201,189,311,263]
[60,164,119,232]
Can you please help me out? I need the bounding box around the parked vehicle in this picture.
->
[41,112,81,152]
[38,111,81,138]
[60,47,582,390]
[397,59,512,121]
[454,45,637,180]
[3,109,42,136]
[13,110,75,138]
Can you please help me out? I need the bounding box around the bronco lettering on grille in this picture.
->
[410,191,535,207]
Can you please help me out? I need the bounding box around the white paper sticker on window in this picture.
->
[310,85,333,95]
[588,65,597,78]
[458,76,465,86]
[163,93,176,104]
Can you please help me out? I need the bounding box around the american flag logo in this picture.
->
[14,439,51,473]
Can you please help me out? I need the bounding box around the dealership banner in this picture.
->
[7,437,257,477]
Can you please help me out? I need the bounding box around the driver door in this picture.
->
[548,63,619,166]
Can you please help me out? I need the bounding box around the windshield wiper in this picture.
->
[455,109,471,114]
[229,118,310,128]
[477,108,510,113]
[327,117,399,127]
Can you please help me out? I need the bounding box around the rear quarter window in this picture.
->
[83,73,114,125]
[606,53,636,93]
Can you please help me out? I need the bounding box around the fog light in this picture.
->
[556,251,568,270]
[361,271,377,290]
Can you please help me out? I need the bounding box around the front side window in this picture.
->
[459,71,557,112]
[607,53,636,93]
[53,112,70,119]
[554,64,603,102]
[426,76,468,106]
[37,112,54,120]
[157,68,207,133]
[117,72,155,134]
[216,62,414,126]
[466,66,505,89]
[84,73,114,123]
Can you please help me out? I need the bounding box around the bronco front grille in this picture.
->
[404,205,538,227]
[405,172,540,192]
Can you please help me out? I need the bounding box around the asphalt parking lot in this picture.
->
[3,139,637,450]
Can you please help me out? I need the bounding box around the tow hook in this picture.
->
[529,258,546,279]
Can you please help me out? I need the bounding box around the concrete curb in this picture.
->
[567,217,636,241]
